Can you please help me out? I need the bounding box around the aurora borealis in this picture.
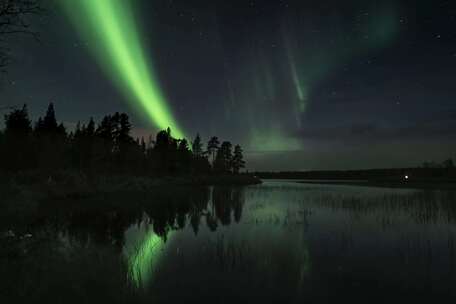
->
[282,3,400,129]
[5,1,456,301]
[3,0,456,170]
[61,0,184,138]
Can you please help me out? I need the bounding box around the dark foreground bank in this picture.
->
[2,170,262,200]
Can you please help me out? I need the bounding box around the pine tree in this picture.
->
[192,133,203,158]
[2,105,32,170]
[116,113,134,167]
[4,104,32,134]
[95,115,115,171]
[34,103,67,170]
[140,137,146,154]
[214,141,232,173]
[177,138,192,174]
[207,136,220,165]
[232,145,246,174]
[42,103,58,132]
[86,117,95,136]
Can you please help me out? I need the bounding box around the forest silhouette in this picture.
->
[0,103,246,178]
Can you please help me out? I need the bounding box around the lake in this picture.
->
[2,180,456,303]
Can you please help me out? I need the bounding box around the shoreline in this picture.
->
[287,179,456,190]
[4,172,262,200]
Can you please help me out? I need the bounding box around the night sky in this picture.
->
[2,0,456,171]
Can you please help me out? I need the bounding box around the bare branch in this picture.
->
[0,0,42,70]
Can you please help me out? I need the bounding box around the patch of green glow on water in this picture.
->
[127,232,171,288]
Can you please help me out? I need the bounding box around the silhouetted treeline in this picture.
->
[0,104,246,176]
[422,159,455,169]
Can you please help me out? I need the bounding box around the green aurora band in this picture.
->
[61,0,185,138]
[245,4,401,152]
[284,3,400,121]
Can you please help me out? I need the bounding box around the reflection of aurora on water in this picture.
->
[122,186,317,291]
[126,230,174,288]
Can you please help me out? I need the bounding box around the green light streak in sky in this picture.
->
[61,0,184,138]
[285,41,308,117]
[246,5,400,153]
[281,3,399,130]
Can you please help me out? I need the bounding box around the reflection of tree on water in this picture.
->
[128,186,312,297]
[30,187,247,288]
[36,186,246,243]
[205,187,245,231]
[124,187,246,287]
[143,187,245,237]
[212,187,245,226]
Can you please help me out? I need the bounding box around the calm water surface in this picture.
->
[2,181,456,303]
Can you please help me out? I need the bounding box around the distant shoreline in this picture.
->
[293,179,456,190]
[256,167,456,190]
